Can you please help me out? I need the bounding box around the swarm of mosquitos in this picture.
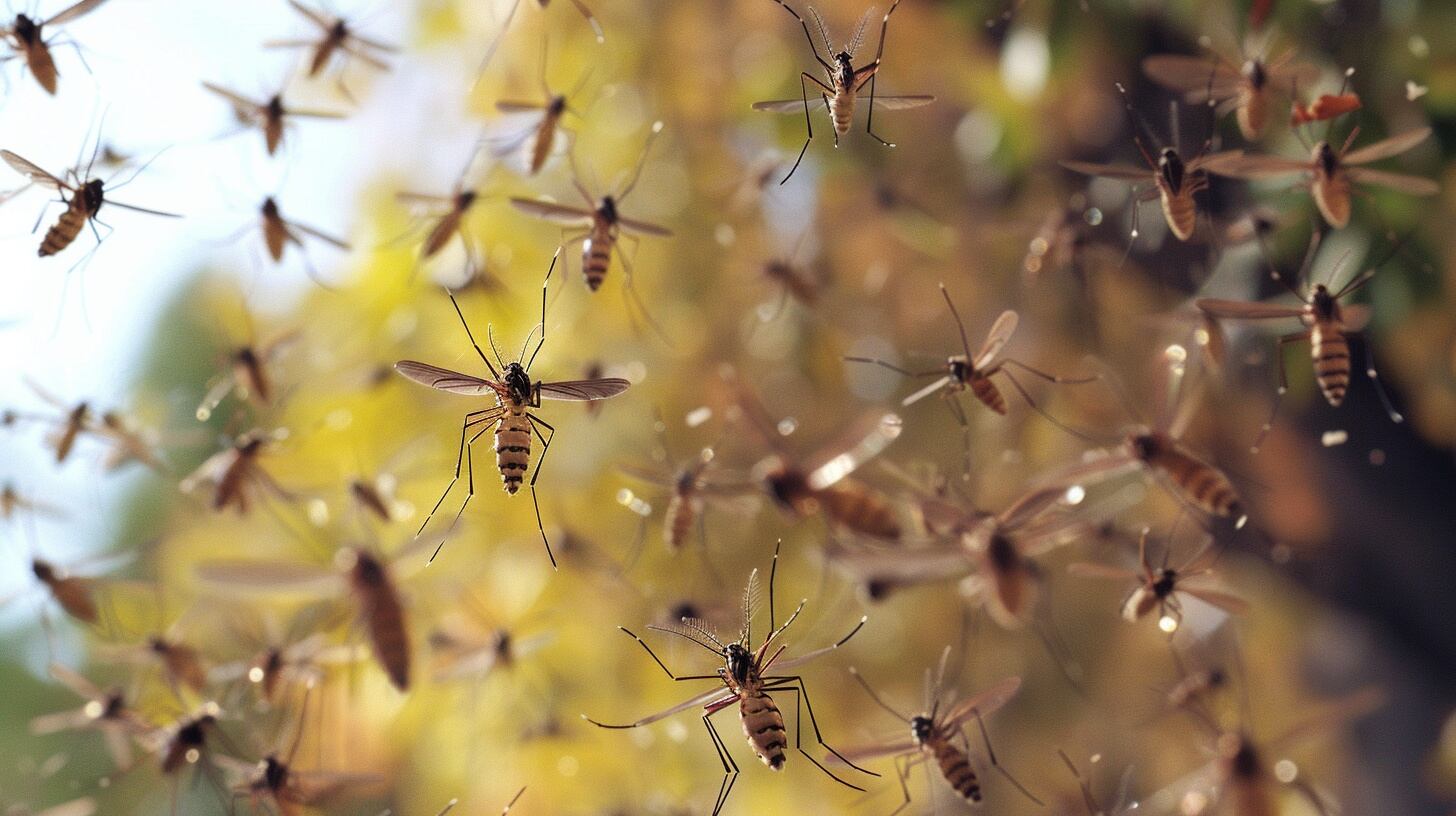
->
[0,0,1439,813]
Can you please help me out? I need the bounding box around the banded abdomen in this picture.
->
[818,480,901,541]
[1146,444,1242,519]
[829,89,855,136]
[1312,168,1352,228]
[41,197,88,257]
[928,736,983,802]
[1236,85,1268,141]
[495,406,532,494]
[355,569,410,691]
[968,372,1007,415]
[1310,318,1351,406]
[1159,186,1199,242]
[582,216,614,291]
[739,691,788,769]
[663,492,701,552]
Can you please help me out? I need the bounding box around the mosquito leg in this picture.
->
[943,391,973,483]
[998,368,1096,443]
[446,291,502,378]
[1353,331,1405,424]
[999,358,1099,385]
[969,710,1044,806]
[865,74,894,147]
[1251,330,1310,454]
[527,414,557,568]
[780,72,832,185]
[617,235,673,346]
[417,409,499,550]
[764,676,879,779]
[842,356,942,378]
[704,711,739,816]
[888,753,918,816]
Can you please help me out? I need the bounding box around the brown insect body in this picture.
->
[530,99,566,175]
[150,637,208,693]
[758,457,902,542]
[213,436,266,512]
[1308,287,1351,405]
[1310,141,1352,228]
[41,180,102,256]
[261,198,291,261]
[51,401,91,461]
[32,558,98,623]
[1154,148,1204,242]
[1235,61,1269,140]
[1128,431,1242,519]
[1220,734,1277,816]
[348,550,410,691]
[581,197,618,291]
[13,14,58,93]
[664,472,706,552]
[423,190,476,259]
[159,708,219,774]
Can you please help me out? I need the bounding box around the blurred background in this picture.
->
[0,0,1454,813]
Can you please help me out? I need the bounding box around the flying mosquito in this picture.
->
[254,196,350,283]
[846,285,1098,456]
[1212,123,1436,226]
[202,82,347,156]
[509,121,673,335]
[2,0,110,95]
[475,0,603,80]
[754,0,935,184]
[265,0,396,99]
[583,541,875,816]
[180,429,292,514]
[836,651,1042,811]
[0,483,63,521]
[483,39,585,177]
[732,375,904,542]
[31,662,147,770]
[1,148,180,257]
[196,327,300,420]
[394,251,632,567]
[1060,83,1241,243]
[3,549,130,626]
[140,701,226,784]
[1069,528,1249,630]
[207,606,335,707]
[96,627,210,695]
[94,409,169,473]
[617,415,734,556]
[428,588,554,684]
[196,538,436,692]
[21,380,91,464]
[394,145,490,281]
[1142,43,1319,140]
[1196,229,1406,448]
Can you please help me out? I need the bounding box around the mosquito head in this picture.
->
[1158,147,1185,194]
[502,362,533,404]
[1314,141,1338,173]
[261,197,280,218]
[725,642,754,684]
[909,714,934,744]
[262,754,289,790]
[1128,431,1161,462]
[148,636,169,654]
[548,95,568,115]
[1241,58,1266,89]
[598,195,618,223]
[81,178,105,215]
[492,628,514,660]
[948,356,972,382]
[30,559,55,583]
[834,52,855,87]
[329,19,349,41]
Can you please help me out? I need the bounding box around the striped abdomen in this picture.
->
[968,373,1007,415]
[530,111,562,175]
[582,219,614,291]
[423,209,464,258]
[1236,85,1268,140]
[819,481,901,541]
[739,692,788,769]
[1311,319,1350,406]
[1159,187,1198,242]
[1313,169,1352,228]
[829,90,855,136]
[495,407,532,494]
[664,492,700,552]
[41,198,88,256]
[358,579,410,691]
[928,737,982,802]
[1148,446,1242,519]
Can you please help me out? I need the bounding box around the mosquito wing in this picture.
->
[509,197,595,225]
[285,0,330,28]
[538,378,632,401]
[1066,562,1140,581]
[942,675,1023,729]
[829,738,919,765]
[806,412,903,490]
[869,95,936,110]
[1265,52,1321,92]
[48,662,103,701]
[104,199,183,218]
[201,82,262,114]
[289,220,351,250]
[1142,55,1240,99]
[195,560,341,595]
[1341,303,1372,332]
[752,98,828,114]
[617,216,674,237]
[1200,154,1309,179]
[902,376,952,406]
[1179,586,1251,616]
[1343,127,1430,165]
[1188,149,1243,173]
[1,151,67,190]
[495,100,548,113]
[1267,687,1385,752]
[974,310,1018,370]
[1058,160,1150,181]
[1195,298,1306,321]
[1346,167,1439,196]
[997,485,1064,529]
[589,685,735,729]
[393,361,498,396]
[45,0,108,26]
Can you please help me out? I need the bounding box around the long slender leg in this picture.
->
[763,677,879,778]
[1250,330,1311,454]
[447,290,501,378]
[865,73,894,147]
[997,368,1095,442]
[768,0,836,74]
[611,627,720,682]
[417,409,501,555]
[842,356,942,378]
[999,358,1099,385]
[616,234,673,345]
[526,414,557,568]
[704,711,740,816]
[525,250,557,371]
[942,391,973,483]
[1352,331,1405,424]
[888,752,921,816]
[780,72,834,185]
[968,711,1043,805]
[765,682,869,790]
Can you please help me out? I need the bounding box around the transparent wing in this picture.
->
[1266,56,1321,92]
[617,216,673,237]
[1066,562,1139,581]
[45,0,108,26]
[1343,128,1430,165]
[289,220,351,250]
[1058,160,1150,181]
[1179,585,1251,615]
[509,197,595,224]
[1195,298,1305,321]
[494,100,547,113]
[103,199,183,218]
[1037,452,1140,491]
[48,662,103,700]
[589,685,734,728]
[869,95,936,110]
[997,486,1064,529]
[806,413,903,490]
[973,310,1019,370]
[829,545,970,586]
[1200,154,1309,179]
[752,98,829,114]
[195,560,340,594]
[393,361,497,395]
[201,82,261,114]
[942,675,1023,729]
[1141,55,1240,98]
[1347,167,1439,196]
[1188,149,1244,172]
[538,378,632,401]
[1,151,66,190]
[829,738,919,765]
[285,0,331,28]
[1341,304,1372,332]
[1267,687,1385,752]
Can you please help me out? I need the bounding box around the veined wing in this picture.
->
[1059,160,1150,181]
[1200,153,1309,179]
[869,95,935,110]
[539,378,632,401]
[1067,562,1140,581]
[1195,298,1305,321]
[617,215,673,237]
[1142,54,1240,98]
[195,559,340,594]
[45,0,108,27]
[1,151,67,190]
[1347,167,1439,195]
[395,191,456,206]
[510,197,595,224]
[201,82,262,113]
[942,675,1023,729]
[1188,149,1243,172]
[393,361,498,395]
[752,98,828,114]
[1343,127,1430,165]
[585,685,734,729]
[806,412,903,490]
[829,738,919,765]
[974,310,1019,371]
[1179,585,1251,615]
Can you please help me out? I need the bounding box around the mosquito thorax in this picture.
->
[81,179,105,215]
[1314,141,1338,173]
[1152,569,1177,597]
[354,551,386,586]
[267,95,286,119]
[14,14,39,42]
[329,20,349,41]
[725,642,753,684]
[148,637,169,654]
[1158,148,1185,193]
[237,436,265,456]
[909,715,934,744]
[1311,284,1337,318]
[102,692,126,719]
[261,197,281,219]
[1224,734,1262,779]
[598,195,618,223]
[948,357,972,383]
[834,52,854,87]
[502,362,533,404]
[1128,432,1160,462]
[456,189,477,210]
[492,628,514,659]
[987,533,1020,571]
[1241,59,1267,89]
[262,755,289,790]
[31,559,56,582]
[548,95,567,115]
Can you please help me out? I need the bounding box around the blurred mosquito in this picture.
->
[617,413,735,559]
[732,374,904,542]
[1022,195,1095,284]
[265,0,397,101]
[1196,229,1406,452]
[583,541,875,816]
[94,408,170,473]
[196,325,301,420]
[202,81,347,156]
[475,0,603,80]
[251,195,351,286]
[1069,528,1248,632]
[1205,125,1436,229]
[428,586,555,684]
[1,147,179,258]
[510,121,673,338]
[98,627,211,695]
[483,38,586,177]
[836,650,1042,810]
[755,230,824,322]
[394,251,632,567]
[2,0,109,95]
[2,548,132,627]
[755,0,934,184]
[180,428,293,515]
[20,379,91,463]
[1060,83,1241,244]
[0,482,63,522]
[31,663,146,771]
[394,145,490,283]
[208,605,336,708]
[1142,41,1318,140]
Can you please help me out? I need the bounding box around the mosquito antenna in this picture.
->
[644,622,722,655]
[939,283,974,359]
[807,5,833,57]
[848,666,910,722]
[848,6,874,56]
[617,120,663,201]
[485,324,508,373]
[446,290,500,379]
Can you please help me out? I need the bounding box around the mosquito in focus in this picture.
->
[1142,42,1318,140]
[1,148,180,258]
[1069,528,1249,632]
[265,0,396,100]
[1207,124,1436,229]
[474,0,603,80]
[2,0,109,95]
[1196,229,1406,450]
[754,0,934,184]
[836,650,1042,811]
[509,121,673,337]
[583,541,875,816]
[1060,83,1241,243]
[394,251,631,566]
[202,82,347,156]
